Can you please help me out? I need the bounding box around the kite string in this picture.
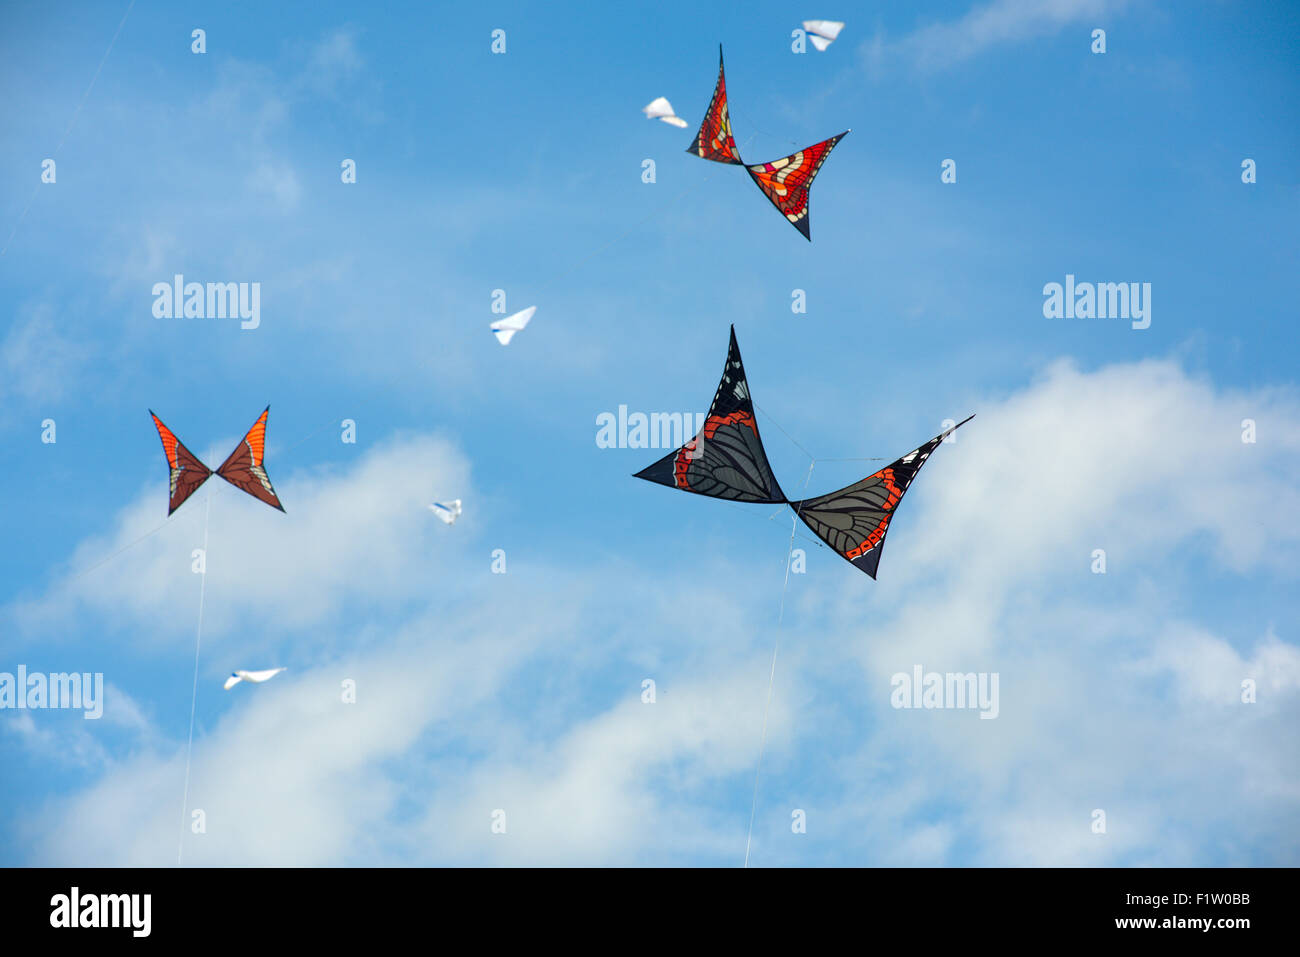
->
[281,416,341,455]
[743,460,815,868]
[731,108,804,152]
[64,416,334,585]
[752,400,817,464]
[1,0,136,258]
[714,498,826,551]
[62,517,176,585]
[177,487,210,867]
[753,401,885,464]
[534,133,759,295]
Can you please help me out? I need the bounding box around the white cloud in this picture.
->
[416,662,794,865]
[247,160,302,212]
[14,431,474,653]
[304,29,363,93]
[1,682,151,771]
[885,357,1300,596]
[10,358,1300,866]
[0,303,91,408]
[781,357,1300,866]
[1139,626,1300,708]
[877,0,1132,72]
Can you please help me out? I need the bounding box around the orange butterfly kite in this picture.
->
[150,407,285,515]
[685,46,848,241]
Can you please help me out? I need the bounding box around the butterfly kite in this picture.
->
[686,46,848,240]
[802,20,845,52]
[642,96,689,128]
[428,499,463,525]
[634,327,973,578]
[224,667,286,690]
[150,406,285,515]
[490,305,535,345]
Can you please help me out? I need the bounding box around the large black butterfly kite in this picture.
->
[634,328,972,578]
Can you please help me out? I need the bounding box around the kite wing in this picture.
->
[150,411,213,516]
[789,416,973,578]
[241,667,285,683]
[491,306,535,345]
[803,20,845,50]
[214,407,285,512]
[225,667,284,689]
[686,46,743,165]
[634,326,786,504]
[643,97,689,128]
[746,131,848,240]
[429,499,462,525]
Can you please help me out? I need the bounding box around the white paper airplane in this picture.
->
[490,305,535,345]
[803,20,845,51]
[642,96,689,128]
[429,499,463,525]
[223,667,286,690]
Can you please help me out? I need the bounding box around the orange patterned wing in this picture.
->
[685,46,743,165]
[150,411,212,515]
[788,416,972,578]
[633,327,786,503]
[215,406,285,511]
[746,132,848,240]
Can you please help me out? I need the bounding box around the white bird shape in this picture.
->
[803,20,845,51]
[490,305,535,345]
[642,96,689,128]
[223,667,286,690]
[428,499,463,525]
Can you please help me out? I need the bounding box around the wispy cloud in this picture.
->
[12,432,476,649]
[11,357,1299,866]
[872,0,1132,72]
[0,303,91,409]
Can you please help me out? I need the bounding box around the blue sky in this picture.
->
[1,0,1297,865]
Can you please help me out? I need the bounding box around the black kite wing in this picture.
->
[746,131,848,240]
[686,45,744,165]
[789,416,973,578]
[150,411,213,516]
[634,327,786,504]
[214,406,285,512]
